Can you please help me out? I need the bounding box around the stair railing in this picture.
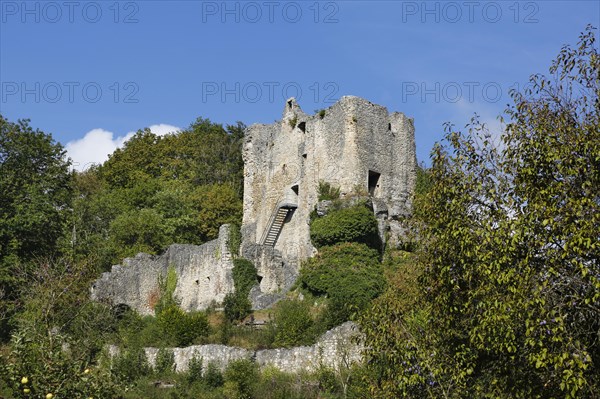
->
[259,188,299,245]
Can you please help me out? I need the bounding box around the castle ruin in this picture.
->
[91,96,417,312]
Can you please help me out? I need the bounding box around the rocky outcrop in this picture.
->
[91,225,235,315]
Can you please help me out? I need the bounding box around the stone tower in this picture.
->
[240,96,417,307]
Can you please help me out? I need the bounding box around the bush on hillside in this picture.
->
[299,242,385,326]
[310,203,381,250]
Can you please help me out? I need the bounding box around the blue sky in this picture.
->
[1,1,598,169]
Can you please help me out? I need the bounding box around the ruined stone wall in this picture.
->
[91,225,235,315]
[91,96,417,312]
[109,322,362,374]
[241,96,417,301]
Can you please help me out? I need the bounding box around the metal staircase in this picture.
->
[260,189,298,247]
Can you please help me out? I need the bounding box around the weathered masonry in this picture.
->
[241,96,416,307]
[91,96,417,312]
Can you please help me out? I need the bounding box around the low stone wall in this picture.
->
[109,322,362,374]
[91,225,235,315]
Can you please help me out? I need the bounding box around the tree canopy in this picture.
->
[361,25,599,399]
[67,118,245,270]
[0,116,73,339]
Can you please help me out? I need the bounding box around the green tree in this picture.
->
[223,292,252,323]
[273,299,314,347]
[300,242,384,327]
[361,26,599,398]
[224,359,259,399]
[0,117,72,339]
[310,203,381,250]
[67,118,245,270]
[0,259,119,398]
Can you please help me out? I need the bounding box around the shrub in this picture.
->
[227,222,242,257]
[204,362,224,388]
[255,367,321,399]
[224,258,258,323]
[288,116,298,128]
[316,366,340,395]
[154,265,179,315]
[155,347,175,374]
[224,359,259,399]
[273,299,314,347]
[310,203,381,250]
[300,243,385,326]
[112,345,152,385]
[223,292,252,322]
[156,306,209,347]
[186,352,203,384]
[317,180,340,201]
[232,258,258,296]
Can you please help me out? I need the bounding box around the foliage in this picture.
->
[0,117,73,339]
[0,330,118,399]
[223,292,252,323]
[192,183,244,242]
[98,119,245,192]
[310,203,381,250]
[300,243,385,327]
[204,361,225,388]
[361,26,600,398]
[111,345,152,385]
[151,265,209,346]
[155,347,175,374]
[154,265,179,314]
[187,352,203,384]
[66,118,245,271]
[288,116,298,128]
[155,306,209,347]
[108,208,170,260]
[228,222,242,257]
[223,359,259,399]
[0,259,119,398]
[255,367,320,399]
[273,299,315,347]
[317,180,341,201]
[224,258,258,322]
[232,258,259,297]
[412,164,432,221]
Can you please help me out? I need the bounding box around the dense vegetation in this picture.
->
[310,202,381,250]
[0,26,598,399]
[300,242,384,328]
[68,119,245,270]
[223,258,259,322]
[0,111,383,397]
[360,26,599,398]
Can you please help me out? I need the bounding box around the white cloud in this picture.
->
[66,124,180,172]
[147,124,180,136]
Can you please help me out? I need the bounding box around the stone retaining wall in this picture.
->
[109,322,362,374]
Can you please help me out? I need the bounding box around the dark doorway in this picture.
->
[368,171,381,196]
[298,121,306,133]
